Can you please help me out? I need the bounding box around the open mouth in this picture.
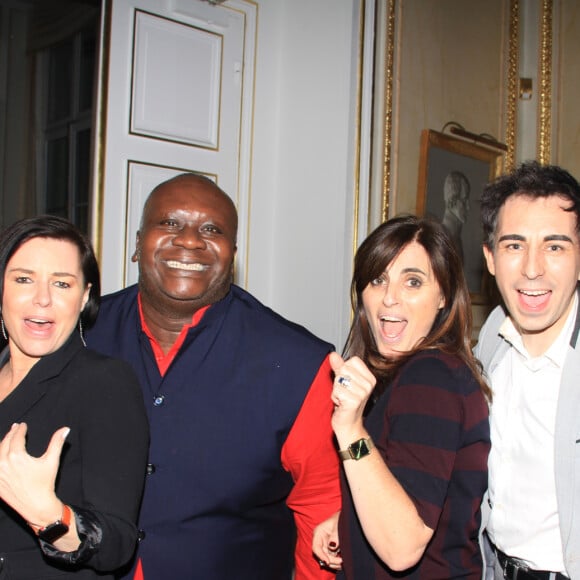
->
[518,289,550,310]
[379,316,407,339]
[24,318,54,331]
[165,260,206,272]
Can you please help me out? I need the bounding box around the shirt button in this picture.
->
[146,463,156,475]
[137,529,146,542]
[153,394,165,406]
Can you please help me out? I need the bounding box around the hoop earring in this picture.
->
[1,317,7,341]
[78,319,87,347]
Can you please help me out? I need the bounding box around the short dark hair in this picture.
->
[0,215,101,327]
[344,214,490,401]
[481,160,580,249]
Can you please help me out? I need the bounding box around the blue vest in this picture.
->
[87,285,332,579]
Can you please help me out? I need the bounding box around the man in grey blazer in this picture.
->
[475,161,580,580]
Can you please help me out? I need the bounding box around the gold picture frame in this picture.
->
[417,129,503,304]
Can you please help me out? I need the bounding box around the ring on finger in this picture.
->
[337,375,352,389]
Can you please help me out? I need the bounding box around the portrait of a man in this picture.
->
[441,171,471,262]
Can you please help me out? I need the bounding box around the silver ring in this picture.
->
[337,375,351,389]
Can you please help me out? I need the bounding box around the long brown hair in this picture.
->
[344,215,491,401]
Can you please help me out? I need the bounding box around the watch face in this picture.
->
[350,438,371,460]
[38,521,69,544]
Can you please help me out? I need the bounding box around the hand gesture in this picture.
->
[312,510,342,571]
[0,422,69,526]
[329,352,376,437]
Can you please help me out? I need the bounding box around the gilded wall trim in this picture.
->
[381,0,395,222]
[538,0,553,163]
[505,0,519,172]
[352,0,366,257]
[382,0,518,215]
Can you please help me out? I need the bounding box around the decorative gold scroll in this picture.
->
[505,0,519,172]
[538,0,553,163]
[381,0,395,222]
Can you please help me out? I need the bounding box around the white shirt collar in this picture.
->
[498,293,578,368]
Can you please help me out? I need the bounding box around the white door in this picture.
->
[93,0,256,293]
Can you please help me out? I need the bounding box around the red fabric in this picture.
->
[282,355,342,580]
[133,558,143,580]
[137,296,341,579]
[138,293,209,376]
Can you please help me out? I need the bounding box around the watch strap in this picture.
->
[29,504,72,537]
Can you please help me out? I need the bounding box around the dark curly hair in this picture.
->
[481,160,580,250]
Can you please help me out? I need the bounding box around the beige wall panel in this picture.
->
[393,0,507,214]
[555,0,580,177]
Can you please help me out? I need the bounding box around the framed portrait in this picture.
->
[417,129,503,304]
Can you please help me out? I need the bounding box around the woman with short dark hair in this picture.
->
[0,215,149,579]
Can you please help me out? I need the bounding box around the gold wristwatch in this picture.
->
[338,437,374,461]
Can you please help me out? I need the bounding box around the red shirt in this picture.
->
[135,296,340,580]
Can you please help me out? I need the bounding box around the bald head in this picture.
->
[141,173,238,239]
[134,172,238,318]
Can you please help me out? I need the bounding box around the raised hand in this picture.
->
[329,352,376,437]
[0,422,69,527]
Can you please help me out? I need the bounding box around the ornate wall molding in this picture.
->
[505,0,519,171]
[381,0,395,222]
[381,0,518,219]
[538,0,553,163]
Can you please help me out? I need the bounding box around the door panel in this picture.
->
[94,0,255,292]
[131,11,222,148]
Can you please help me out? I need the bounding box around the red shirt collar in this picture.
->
[137,293,210,376]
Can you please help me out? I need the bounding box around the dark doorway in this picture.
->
[0,0,100,234]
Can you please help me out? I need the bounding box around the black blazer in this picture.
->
[0,334,149,580]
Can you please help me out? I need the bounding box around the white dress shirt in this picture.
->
[487,295,578,573]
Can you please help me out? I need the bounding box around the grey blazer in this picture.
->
[475,292,580,579]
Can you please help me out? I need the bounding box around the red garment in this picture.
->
[135,297,341,580]
[138,294,209,377]
[133,559,143,580]
[282,355,341,580]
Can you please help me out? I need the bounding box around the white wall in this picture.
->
[248,0,363,348]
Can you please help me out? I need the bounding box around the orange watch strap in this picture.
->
[30,504,72,535]
[60,504,72,528]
